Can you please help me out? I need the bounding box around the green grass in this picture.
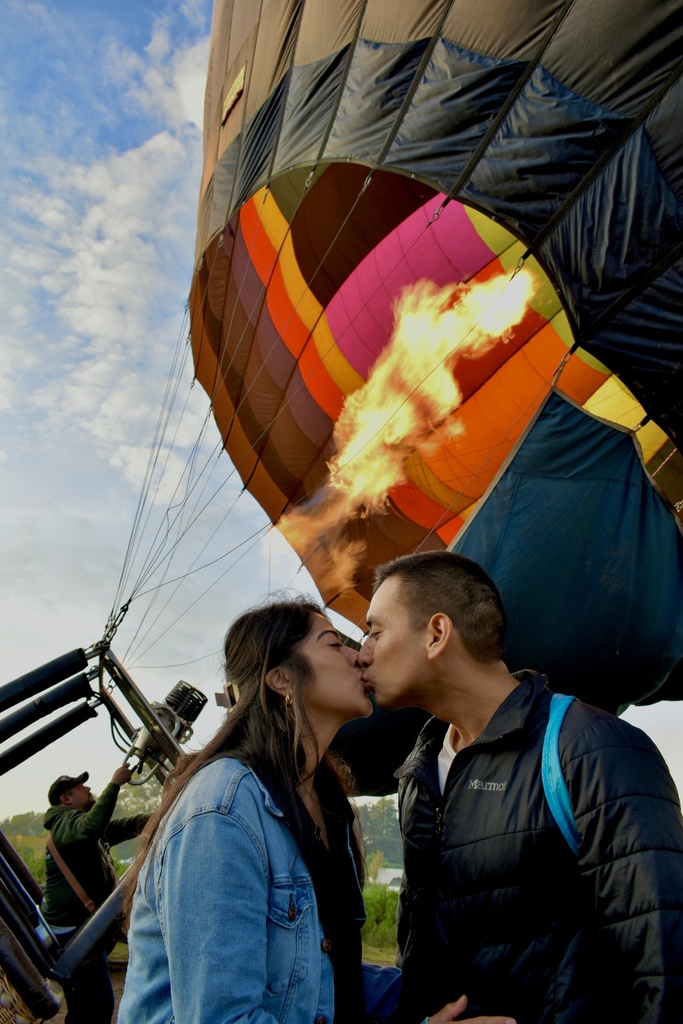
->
[108,942,129,962]
[362,944,397,966]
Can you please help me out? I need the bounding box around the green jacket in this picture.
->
[42,783,147,928]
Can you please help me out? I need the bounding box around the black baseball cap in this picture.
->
[48,772,89,806]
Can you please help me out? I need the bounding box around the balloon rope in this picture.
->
[104,241,240,648]
[651,446,680,479]
[108,231,225,614]
[102,162,377,655]
[106,308,193,627]
[122,482,249,665]
[128,523,274,663]
[551,341,579,386]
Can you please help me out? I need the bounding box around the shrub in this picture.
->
[12,841,46,886]
[362,882,399,955]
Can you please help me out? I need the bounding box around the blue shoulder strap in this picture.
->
[541,693,580,856]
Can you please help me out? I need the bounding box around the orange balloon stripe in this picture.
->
[526,322,610,403]
[267,260,311,356]
[403,452,470,513]
[419,328,609,498]
[390,481,464,533]
[297,342,346,421]
[234,212,347,427]
[191,324,218,396]
[239,199,279,285]
[240,194,349,424]
[436,520,461,544]
[190,287,232,419]
[470,255,505,282]
[267,261,345,421]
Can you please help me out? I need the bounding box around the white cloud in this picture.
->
[4,123,202,468]
[106,20,209,132]
[179,0,209,33]
[0,2,228,817]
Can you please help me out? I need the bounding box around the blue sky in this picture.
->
[0,0,682,819]
[0,0,322,817]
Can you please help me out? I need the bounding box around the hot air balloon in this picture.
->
[188,0,683,712]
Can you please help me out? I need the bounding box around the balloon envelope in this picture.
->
[189,0,683,699]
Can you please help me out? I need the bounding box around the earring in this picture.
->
[285,692,293,707]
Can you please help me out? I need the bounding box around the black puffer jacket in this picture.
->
[394,672,683,1024]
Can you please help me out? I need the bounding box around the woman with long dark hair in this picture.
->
[117,598,515,1024]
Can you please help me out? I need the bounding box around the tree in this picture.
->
[366,850,386,882]
[0,811,43,836]
[114,778,162,817]
[358,796,402,865]
[110,778,162,862]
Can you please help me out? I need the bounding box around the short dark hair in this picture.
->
[373,551,506,663]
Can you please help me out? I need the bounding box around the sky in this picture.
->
[0,0,320,818]
[1,0,682,821]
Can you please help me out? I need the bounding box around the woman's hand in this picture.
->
[428,993,516,1024]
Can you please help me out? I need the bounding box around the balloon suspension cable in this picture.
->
[514,250,578,391]
[429,197,451,224]
[359,171,374,197]
[552,340,580,388]
[101,600,131,647]
[303,166,318,193]
[651,445,680,479]
[511,254,527,278]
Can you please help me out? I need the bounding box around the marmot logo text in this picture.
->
[468,778,507,792]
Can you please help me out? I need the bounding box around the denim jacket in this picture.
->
[118,758,400,1024]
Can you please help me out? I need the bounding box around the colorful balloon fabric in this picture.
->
[189,0,683,702]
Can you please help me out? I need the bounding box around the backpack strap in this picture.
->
[541,693,580,856]
[45,834,96,914]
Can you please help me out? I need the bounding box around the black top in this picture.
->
[297,769,365,1024]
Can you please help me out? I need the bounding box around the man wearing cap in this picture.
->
[42,764,148,1024]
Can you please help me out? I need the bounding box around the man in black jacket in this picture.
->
[359,550,683,1024]
[42,764,148,1024]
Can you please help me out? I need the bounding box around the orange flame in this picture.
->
[279,269,537,595]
